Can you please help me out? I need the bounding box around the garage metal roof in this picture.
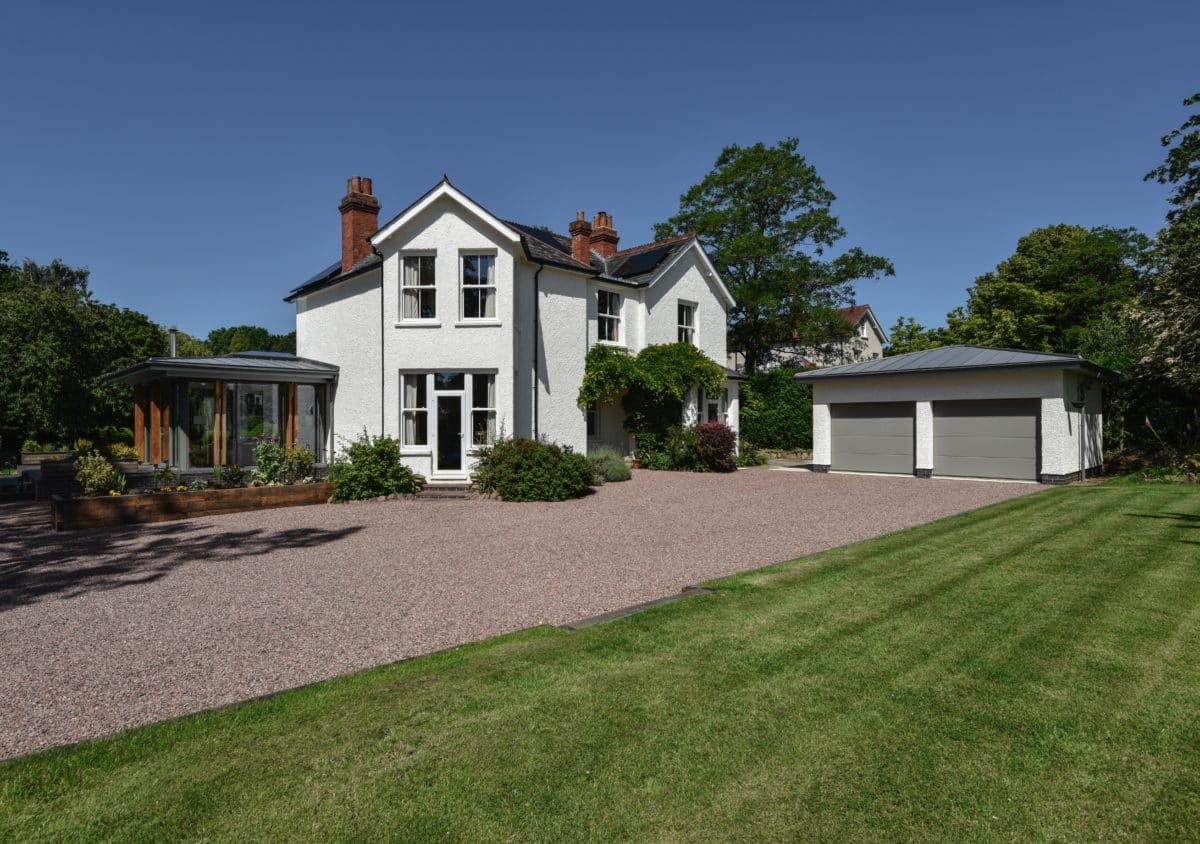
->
[793,345,1121,382]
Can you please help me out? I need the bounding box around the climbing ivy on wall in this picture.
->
[578,343,726,455]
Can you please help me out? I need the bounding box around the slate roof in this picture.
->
[106,351,339,385]
[285,253,382,302]
[793,345,1121,382]
[285,181,698,301]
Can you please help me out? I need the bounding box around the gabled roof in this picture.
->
[284,176,734,306]
[793,345,1121,382]
[106,351,339,385]
[371,177,520,248]
[835,304,887,344]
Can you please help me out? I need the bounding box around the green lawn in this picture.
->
[3,481,1199,840]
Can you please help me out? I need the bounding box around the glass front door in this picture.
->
[436,395,463,472]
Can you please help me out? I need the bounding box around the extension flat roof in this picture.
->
[793,345,1121,382]
[105,351,339,385]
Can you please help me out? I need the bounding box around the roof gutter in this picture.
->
[533,262,543,439]
[374,245,386,435]
[793,360,1122,383]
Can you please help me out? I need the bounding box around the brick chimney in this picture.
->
[569,211,593,265]
[589,211,619,258]
[339,176,381,273]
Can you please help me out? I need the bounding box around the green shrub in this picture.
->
[474,437,595,501]
[105,443,141,462]
[739,368,813,450]
[21,438,40,453]
[328,432,424,502]
[252,440,289,484]
[93,425,135,447]
[735,442,768,467]
[590,447,631,482]
[74,450,116,495]
[663,425,703,471]
[285,446,316,483]
[695,422,737,472]
[212,464,246,489]
[71,437,94,454]
[153,465,180,488]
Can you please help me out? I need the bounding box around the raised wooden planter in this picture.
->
[20,450,72,465]
[50,483,335,531]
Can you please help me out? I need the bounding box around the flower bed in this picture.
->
[50,483,334,531]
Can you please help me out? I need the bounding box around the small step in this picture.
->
[418,484,473,500]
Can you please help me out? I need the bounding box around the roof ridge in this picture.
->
[949,343,1085,360]
[612,232,695,257]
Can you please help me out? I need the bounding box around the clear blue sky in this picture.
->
[2,0,1195,339]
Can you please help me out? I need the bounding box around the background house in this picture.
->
[727,304,887,372]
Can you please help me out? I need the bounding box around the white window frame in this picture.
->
[401,254,437,321]
[470,372,497,447]
[699,386,725,424]
[400,373,429,448]
[597,289,622,344]
[678,301,696,345]
[586,401,599,438]
[460,252,498,321]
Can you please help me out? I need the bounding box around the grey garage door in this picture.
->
[831,402,915,474]
[933,399,1038,480]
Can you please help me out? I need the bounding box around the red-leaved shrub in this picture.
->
[694,421,737,472]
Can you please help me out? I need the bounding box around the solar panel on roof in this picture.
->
[612,244,676,278]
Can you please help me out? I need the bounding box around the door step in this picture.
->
[418,484,473,500]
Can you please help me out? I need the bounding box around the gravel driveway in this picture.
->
[0,469,1037,759]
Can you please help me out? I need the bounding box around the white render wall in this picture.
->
[533,266,590,453]
[295,269,383,455]
[644,253,728,365]
[376,198,518,476]
[915,401,933,470]
[811,368,1105,481]
[1042,372,1104,476]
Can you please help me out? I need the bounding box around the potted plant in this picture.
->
[105,442,141,474]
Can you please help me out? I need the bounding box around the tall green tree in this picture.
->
[655,139,893,373]
[0,251,165,443]
[945,224,1151,353]
[884,316,949,355]
[1140,92,1200,395]
[206,325,296,356]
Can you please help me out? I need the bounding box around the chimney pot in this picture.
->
[569,211,593,265]
[589,210,619,258]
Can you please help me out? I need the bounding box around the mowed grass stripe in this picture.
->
[2,482,1199,841]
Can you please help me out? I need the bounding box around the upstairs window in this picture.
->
[678,302,695,344]
[598,290,621,343]
[462,255,497,320]
[402,255,436,320]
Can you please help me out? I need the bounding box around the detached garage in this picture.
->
[796,346,1119,484]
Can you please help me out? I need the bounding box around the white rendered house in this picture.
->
[285,176,740,482]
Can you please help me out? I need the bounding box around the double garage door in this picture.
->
[830,399,1038,480]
